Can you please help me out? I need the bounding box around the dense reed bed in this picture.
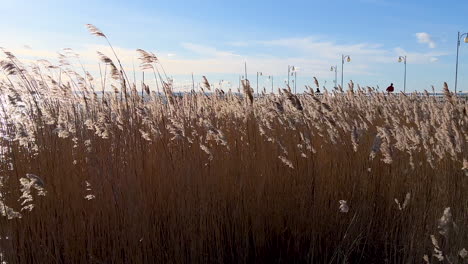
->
[0,25,467,263]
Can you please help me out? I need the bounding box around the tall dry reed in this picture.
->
[0,25,467,263]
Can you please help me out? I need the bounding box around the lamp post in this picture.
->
[268,76,273,93]
[455,31,468,94]
[191,72,195,93]
[244,62,248,80]
[239,75,244,91]
[256,72,263,95]
[341,55,351,89]
[330,65,338,89]
[288,65,296,87]
[398,56,407,93]
[295,71,298,93]
[288,66,298,93]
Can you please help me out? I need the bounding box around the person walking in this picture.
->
[316,87,321,94]
[386,83,395,94]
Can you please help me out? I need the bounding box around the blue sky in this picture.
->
[1,0,468,92]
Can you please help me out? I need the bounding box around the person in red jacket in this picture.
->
[386,83,394,93]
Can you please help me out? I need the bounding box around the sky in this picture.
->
[1,0,468,93]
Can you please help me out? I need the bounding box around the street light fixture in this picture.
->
[341,55,351,89]
[293,70,297,94]
[239,75,244,91]
[398,56,407,93]
[268,75,274,93]
[244,62,248,80]
[455,31,468,94]
[330,65,338,89]
[290,66,299,93]
[288,65,295,87]
[256,72,263,95]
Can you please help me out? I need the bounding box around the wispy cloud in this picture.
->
[181,43,240,58]
[416,32,436,48]
[1,35,449,92]
[394,47,447,64]
[176,39,379,76]
[259,37,387,60]
[227,41,249,47]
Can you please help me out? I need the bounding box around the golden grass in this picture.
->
[0,26,467,263]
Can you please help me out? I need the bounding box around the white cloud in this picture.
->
[259,37,387,60]
[181,43,240,58]
[3,47,58,59]
[415,32,436,48]
[1,36,448,92]
[4,37,441,77]
[228,41,249,47]
[393,47,446,63]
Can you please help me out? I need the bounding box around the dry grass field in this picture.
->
[0,25,467,263]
